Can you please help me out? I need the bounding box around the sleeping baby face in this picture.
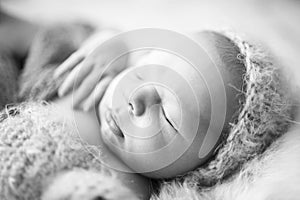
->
[98,32,244,178]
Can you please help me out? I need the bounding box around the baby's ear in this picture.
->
[42,169,139,200]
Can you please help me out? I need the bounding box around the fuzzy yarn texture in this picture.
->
[175,32,294,189]
[0,103,139,200]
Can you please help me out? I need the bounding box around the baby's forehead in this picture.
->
[130,48,214,97]
[130,50,173,67]
[126,36,234,95]
[131,49,212,74]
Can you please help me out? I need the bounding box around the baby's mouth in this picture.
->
[105,109,124,138]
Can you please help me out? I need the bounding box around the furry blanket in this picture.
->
[0,23,298,200]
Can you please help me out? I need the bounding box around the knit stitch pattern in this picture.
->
[0,103,138,200]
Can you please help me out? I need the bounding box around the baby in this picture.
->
[53,29,245,180]
[0,14,293,199]
[51,27,292,194]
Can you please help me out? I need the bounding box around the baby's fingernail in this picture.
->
[58,89,64,97]
[58,90,62,97]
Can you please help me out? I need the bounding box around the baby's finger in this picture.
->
[54,52,85,79]
[73,61,95,86]
[82,76,113,111]
[72,70,104,109]
[58,62,93,97]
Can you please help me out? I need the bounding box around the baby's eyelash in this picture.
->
[161,106,178,132]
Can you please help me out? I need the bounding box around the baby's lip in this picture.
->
[105,109,124,138]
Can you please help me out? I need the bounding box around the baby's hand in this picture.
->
[54,30,127,111]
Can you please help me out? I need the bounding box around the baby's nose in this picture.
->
[129,85,161,116]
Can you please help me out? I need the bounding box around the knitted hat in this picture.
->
[0,103,139,200]
[180,32,294,188]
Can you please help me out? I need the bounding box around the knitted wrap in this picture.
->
[181,32,293,188]
[0,103,138,200]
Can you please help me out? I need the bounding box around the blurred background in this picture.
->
[1,0,300,91]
